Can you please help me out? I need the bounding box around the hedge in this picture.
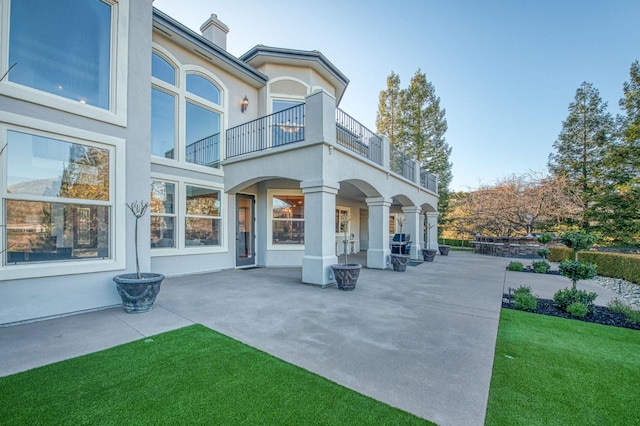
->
[549,247,640,285]
[438,238,473,248]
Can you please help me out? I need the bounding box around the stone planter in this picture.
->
[331,264,361,291]
[390,254,410,272]
[438,245,451,256]
[422,249,438,262]
[114,273,165,313]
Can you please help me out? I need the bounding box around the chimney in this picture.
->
[200,14,229,50]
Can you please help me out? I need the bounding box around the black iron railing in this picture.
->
[226,104,305,158]
[335,109,383,165]
[185,133,220,168]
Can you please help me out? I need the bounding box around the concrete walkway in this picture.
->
[0,252,621,425]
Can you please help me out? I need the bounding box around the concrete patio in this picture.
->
[0,251,621,425]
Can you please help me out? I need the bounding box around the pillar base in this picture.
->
[302,255,338,286]
[367,248,390,270]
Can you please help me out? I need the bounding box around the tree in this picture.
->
[393,70,452,222]
[558,230,597,290]
[548,82,615,230]
[594,60,640,246]
[375,71,403,148]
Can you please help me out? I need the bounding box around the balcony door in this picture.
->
[236,194,255,267]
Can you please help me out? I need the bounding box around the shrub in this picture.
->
[532,260,550,274]
[607,298,640,324]
[537,248,551,260]
[559,260,597,289]
[549,246,572,262]
[566,302,589,318]
[510,286,538,311]
[561,231,597,261]
[507,261,524,271]
[553,288,597,314]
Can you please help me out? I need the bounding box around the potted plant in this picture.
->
[331,213,361,290]
[422,221,437,261]
[113,201,165,313]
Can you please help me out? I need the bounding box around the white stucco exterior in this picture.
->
[0,3,438,324]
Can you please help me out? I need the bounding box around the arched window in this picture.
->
[186,74,220,104]
[152,52,176,85]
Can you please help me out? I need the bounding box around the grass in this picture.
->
[0,324,431,425]
[486,309,640,425]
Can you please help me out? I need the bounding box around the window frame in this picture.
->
[150,174,227,256]
[0,111,126,281]
[150,179,177,250]
[150,46,227,176]
[267,189,305,251]
[0,0,130,127]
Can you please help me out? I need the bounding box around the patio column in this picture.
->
[366,197,391,269]
[300,179,339,286]
[425,212,439,250]
[419,212,426,250]
[402,206,422,260]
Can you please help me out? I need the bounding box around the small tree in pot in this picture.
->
[331,212,361,290]
[113,201,165,313]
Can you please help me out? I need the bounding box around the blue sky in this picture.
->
[153,0,639,191]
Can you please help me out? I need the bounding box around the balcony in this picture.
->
[224,93,438,194]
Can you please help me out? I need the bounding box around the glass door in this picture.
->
[236,194,255,267]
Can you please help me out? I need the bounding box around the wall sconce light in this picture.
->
[241,95,249,113]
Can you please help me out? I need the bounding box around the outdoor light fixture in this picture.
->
[241,95,249,113]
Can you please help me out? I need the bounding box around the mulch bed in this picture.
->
[502,295,640,331]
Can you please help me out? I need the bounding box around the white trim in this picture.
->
[0,111,126,280]
[150,172,227,256]
[267,188,305,251]
[0,0,130,127]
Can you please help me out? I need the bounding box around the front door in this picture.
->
[236,194,255,267]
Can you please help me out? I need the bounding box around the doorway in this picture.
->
[236,194,255,267]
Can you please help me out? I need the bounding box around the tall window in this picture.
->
[151,51,223,169]
[150,181,176,248]
[272,194,304,245]
[8,0,113,109]
[4,131,111,264]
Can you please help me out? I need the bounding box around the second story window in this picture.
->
[8,0,113,109]
[151,50,224,171]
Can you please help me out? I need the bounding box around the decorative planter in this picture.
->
[114,273,165,313]
[422,249,438,262]
[390,254,410,272]
[438,245,451,256]
[331,264,361,291]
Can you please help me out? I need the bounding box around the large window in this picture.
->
[272,194,304,245]
[8,0,113,109]
[150,179,223,251]
[151,50,223,170]
[4,130,111,264]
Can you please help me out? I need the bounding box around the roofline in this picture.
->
[240,45,350,94]
[152,8,268,85]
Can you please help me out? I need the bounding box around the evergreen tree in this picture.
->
[375,71,403,147]
[595,60,640,245]
[400,70,453,217]
[548,82,615,229]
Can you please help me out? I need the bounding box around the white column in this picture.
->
[402,206,422,260]
[366,197,391,269]
[300,180,339,286]
[304,90,337,145]
[425,212,439,250]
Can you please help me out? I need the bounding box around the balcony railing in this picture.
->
[186,133,220,168]
[335,108,383,165]
[421,169,438,193]
[390,145,415,182]
[226,104,305,158]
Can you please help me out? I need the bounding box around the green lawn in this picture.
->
[0,324,431,425]
[486,309,640,425]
